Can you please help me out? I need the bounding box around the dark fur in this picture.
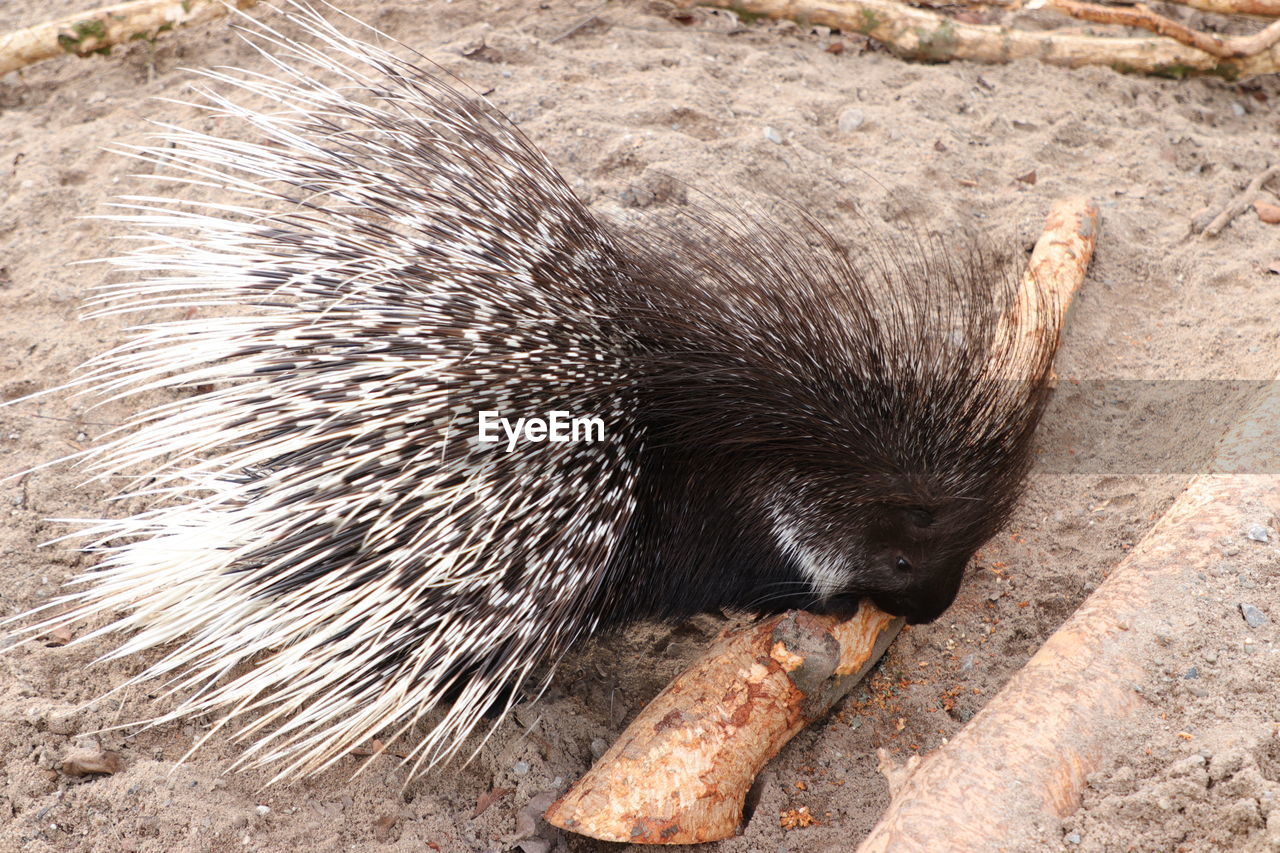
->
[597,209,1056,625]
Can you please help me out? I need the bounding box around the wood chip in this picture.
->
[1254,200,1280,224]
[473,786,514,818]
[61,749,123,777]
[43,624,73,646]
[372,813,398,842]
[780,806,819,829]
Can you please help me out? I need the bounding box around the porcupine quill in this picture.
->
[5,2,1058,782]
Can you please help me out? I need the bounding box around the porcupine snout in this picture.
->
[786,526,970,625]
[862,522,974,625]
[764,479,1013,625]
[761,501,912,624]
[867,551,968,625]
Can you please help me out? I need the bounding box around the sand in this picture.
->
[1,1,1278,850]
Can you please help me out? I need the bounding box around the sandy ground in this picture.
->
[1,0,1279,851]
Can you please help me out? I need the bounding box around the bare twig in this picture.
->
[0,0,256,76]
[1045,0,1280,59]
[1160,0,1280,16]
[548,2,609,43]
[1202,164,1280,237]
[687,0,1280,77]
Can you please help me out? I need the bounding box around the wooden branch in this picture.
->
[544,605,903,843]
[1160,0,1280,17]
[857,385,1280,851]
[545,198,1099,844]
[1045,0,1280,59]
[994,197,1098,377]
[687,0,1280,77]
[1201,164,1280,237]
[0,0,256,76]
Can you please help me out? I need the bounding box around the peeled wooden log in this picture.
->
[1163,0,1280,15]
[1042,0,1280,60]
[545,605,903,843]
[545,198,1099,844]
[687,0,1280,78]
[857,377,1280,847]
[994,196,1097,377]
[0,0,256,77]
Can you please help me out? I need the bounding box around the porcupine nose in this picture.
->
[873,559,966,624]
[872,592,951,625]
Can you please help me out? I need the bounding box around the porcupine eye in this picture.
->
[891,507,933,573]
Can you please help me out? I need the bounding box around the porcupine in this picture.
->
[10,4,1059,780]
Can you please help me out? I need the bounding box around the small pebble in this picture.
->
[762,126,783,144]
[1184,666,1199,679]
[1241,603,1267,628]
[512,760,531,776]
[1247,524,1269,543]
[255,805,271,817]
[837,108,866,133]
[1232,102,1246,116]
[1064,832,1082,845]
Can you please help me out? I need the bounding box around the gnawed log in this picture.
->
[545,605,902,843]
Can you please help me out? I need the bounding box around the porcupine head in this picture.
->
[5,3,1059,780]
